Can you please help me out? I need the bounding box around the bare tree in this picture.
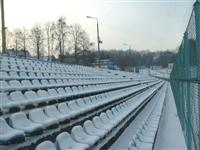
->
[69,24,91,63]
[44,22,56,60]
[55,16,68,62]
[6,30,15,50]
[30,25,44,59]
[13,29,24,54]
[22,27,28,57]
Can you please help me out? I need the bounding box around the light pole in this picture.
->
[86,16,101,67]
[1,0,6,53]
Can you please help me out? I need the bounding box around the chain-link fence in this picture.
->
[170,1,200,150]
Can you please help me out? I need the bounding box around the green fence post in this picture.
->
[194,1,200,149]
[183,32,193,149]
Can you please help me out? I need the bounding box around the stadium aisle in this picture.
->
[154,84,187,150]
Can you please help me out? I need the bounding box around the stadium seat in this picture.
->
[44,105,69,123]
[36,141,57,150]
[92,116,112,132]
[83,120,106,138]
[0,118,25,145]
[9,112,43,136]
[68,100,84,115]
[9,80,21,89]
[29,108,58,129]
[0,81,10,91]
[71,125,99,146]
[56,132,89,150]
[10,91,30,108]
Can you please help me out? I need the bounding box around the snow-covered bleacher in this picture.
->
[0,56,167,150]
[149,69,171,80]
[127,84,166,150]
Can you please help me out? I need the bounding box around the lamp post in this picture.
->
[86,16,101,67]
[1,0,6,53]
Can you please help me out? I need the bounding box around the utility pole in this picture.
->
[23,27,26,57]
[86,16,102,68]
[96,21,100,67]
[1,0,6,53]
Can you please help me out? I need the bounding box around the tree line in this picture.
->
[64,49,176,69]
[0,16,94,62]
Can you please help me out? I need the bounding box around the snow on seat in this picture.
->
[56,132,89,150]
[49,79,57,86]
[29,108,58,129]
[71,86,80,95]
[57,88,67,97]
[133,135,153,150]
[111,107,125,120]
[32,79,41,87]
[43,72,50,78]
[36,140,57,150]
[128,140,138,150]
[21,80,33,89]
[136,130,154,144]
[68,100,85,115]
[99,112,117,127]
[71,125,99,147]
[37,90,55,102]
[106,110,121,124]
[0,71,9,80]
[36,73,44,79]
[0,117,25,145]
[83,97,94,107]
[9,112,43,136]
[28,72,36,79]
[142,121,158,132]
[57,103,70,113]
[0,81,10,91]
[92,116,112,132]
[9,71,19,79]
[76,99,90,110]
[83,120,106,139]
[44,105,69,123]
[9,80,22,89]
[41,80,50,87]
[19,72,29,78]
[56,79,63,85]
[0,92,14,112]
[47,88,62,100]
[24,90,46,105]
[64,87,73,95]
[10,91,30,108]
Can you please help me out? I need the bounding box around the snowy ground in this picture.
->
[109,82,187,150]
[109,89,159,150]
[154,83,187,150]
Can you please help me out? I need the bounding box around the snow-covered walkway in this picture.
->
[109,90,158,150]
[154,83,187,150]
[109,82,187,150]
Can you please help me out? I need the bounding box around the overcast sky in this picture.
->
[3,0,195,51]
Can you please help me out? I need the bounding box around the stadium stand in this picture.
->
[0,55,167,150]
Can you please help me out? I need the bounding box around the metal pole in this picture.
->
[194,1,200,150]
[23,27,26,58]
[1,0,6,53]
[97,21,100,67]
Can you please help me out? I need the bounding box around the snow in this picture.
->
[154,83,187,150]
[109,90,159,150]
[109,82,187,150]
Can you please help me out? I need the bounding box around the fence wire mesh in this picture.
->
[170,1,200,150]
